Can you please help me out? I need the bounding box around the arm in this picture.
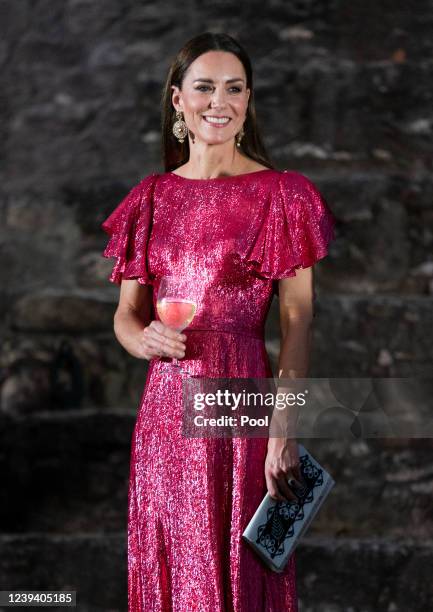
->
[278,266,314,380]
[265,267,314,500]
[113,280,153,359]
[270,266,314,438]
[113,279,186,360]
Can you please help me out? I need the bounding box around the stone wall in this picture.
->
[2,1,432,407]
[1,1,432,610]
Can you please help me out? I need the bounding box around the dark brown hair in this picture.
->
[160,32,276,172]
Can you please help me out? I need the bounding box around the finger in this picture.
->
[141,334,180,359]
[276,475,299,502]
[160,333,185,358]
[158,335,185,359]
[265,473,287,502]
[142,336,167,359]
[145,326,186,354]
[157,328,186,351]
[290,463,306,488]
[150,321,187,344]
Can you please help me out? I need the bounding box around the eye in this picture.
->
[195,85,242,93]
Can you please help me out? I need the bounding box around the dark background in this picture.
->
[1,1,432,610]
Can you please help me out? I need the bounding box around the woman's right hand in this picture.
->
[139,320,186,361]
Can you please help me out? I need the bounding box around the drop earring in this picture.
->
[172,110,188,143]
[236,124,245,147]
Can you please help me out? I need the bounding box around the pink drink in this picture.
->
[157,298,197,331]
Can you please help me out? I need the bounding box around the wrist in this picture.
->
[267,436,292,450]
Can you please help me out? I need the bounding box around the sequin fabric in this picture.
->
[101,168,336,611]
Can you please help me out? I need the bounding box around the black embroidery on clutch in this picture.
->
[255,453,323,559]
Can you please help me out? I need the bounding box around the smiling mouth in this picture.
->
[202,116,232,125]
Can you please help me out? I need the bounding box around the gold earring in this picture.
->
[236,125,245,147]
[172,110,188,143]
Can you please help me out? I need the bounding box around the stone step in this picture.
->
[0,534,431,612]
[2,411,433,539]
[0,533,126,612]
[3,293,432,417]
[296,536,433,612]
[265,294,433,377]
[0,409,134,534]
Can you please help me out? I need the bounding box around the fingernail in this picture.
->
[289,479,302,492]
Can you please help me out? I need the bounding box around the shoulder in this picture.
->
[114,173,160,200]
[120,172,160,203]
[266,170,334,227]
[258,167,316,184]
[137,171,160,189]
[114,172,160,214]
[278,169,320,189]
[274,169,327,202]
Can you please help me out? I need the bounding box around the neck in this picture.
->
[181,140,247,179]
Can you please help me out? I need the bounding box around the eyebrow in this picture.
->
[193,78,245,84]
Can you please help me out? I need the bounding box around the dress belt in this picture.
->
[185,327,264,340]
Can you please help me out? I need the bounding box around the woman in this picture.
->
[101,32,336,612]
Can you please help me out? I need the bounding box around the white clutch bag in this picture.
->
[242,443,335,573]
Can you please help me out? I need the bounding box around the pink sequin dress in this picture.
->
[101,168,336,612]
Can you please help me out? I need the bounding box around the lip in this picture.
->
[202,116,232,127]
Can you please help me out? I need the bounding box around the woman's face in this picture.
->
[171,50,250,146]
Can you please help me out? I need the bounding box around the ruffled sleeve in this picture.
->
[101,173,158,285]
[241,170,337,282]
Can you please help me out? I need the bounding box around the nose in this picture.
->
[210,86,228,108]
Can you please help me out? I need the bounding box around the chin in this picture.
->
[199,133,236,145]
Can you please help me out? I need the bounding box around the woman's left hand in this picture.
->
[264,437,305,502]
